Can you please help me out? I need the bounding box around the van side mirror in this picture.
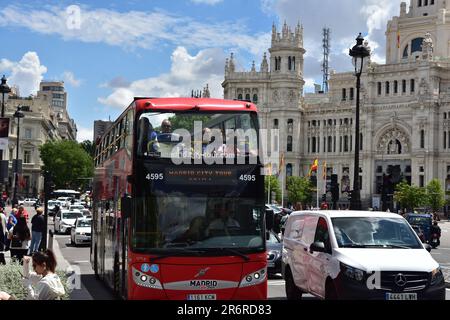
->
[424,244,432,253]
[310,241,326,253]
[265,209,274,231]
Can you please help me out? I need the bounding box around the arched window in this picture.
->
[411,38,424,55]
[252,94,258,103]
[421,130,425,148]
[377,82,382,95]
[342,88,347,101]
[328,136,332,153]
[288,56,292,70]
[287,136,293,152]
[360,133,363,151]
[418,0,422,7]
[286,164,293,177]
[402,79,407,93]
[238,93,243,100]
[274,119,279,128]
[411,79,415,92]
[312,137,317,153]
[385,82,390,95]
[245,93,251,101]
[394,80,398,94]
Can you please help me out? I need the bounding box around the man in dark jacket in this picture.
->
[29,208,45,254]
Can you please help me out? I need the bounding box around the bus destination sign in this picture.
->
[165,168,237,186]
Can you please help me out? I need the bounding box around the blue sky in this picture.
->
[0,0,407,141]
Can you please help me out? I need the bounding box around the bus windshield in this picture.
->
[137,112,259,160]
[132,164,264,254]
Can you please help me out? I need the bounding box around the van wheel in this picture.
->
[325,281,339,300]
[285,268,303,300]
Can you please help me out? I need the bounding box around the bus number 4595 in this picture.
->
[239,175,256,182]
[146,173,164,180]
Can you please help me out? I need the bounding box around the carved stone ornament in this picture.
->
[377,127,410,154]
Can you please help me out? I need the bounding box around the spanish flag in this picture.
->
[276,152,285,177]
[308,159,318,177]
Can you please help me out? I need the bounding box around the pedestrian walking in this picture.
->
[0,208,7,264]
[0,250,65,300]
[29,207,45,255]
[17,205,29,221]
[7,217,31,263]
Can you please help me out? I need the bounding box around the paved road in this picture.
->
[28,205,450,300]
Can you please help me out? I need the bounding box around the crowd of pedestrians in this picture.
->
[0,203,65,300]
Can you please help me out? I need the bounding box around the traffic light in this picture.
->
[331,175,339,203]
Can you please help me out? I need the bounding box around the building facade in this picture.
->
[4,81,77,199]
[222,1,450,210]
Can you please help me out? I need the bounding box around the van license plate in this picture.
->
[385,293,417,300]
[187,294,216,300]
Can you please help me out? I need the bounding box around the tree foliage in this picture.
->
[166,115,213,133]
[426,179,446,213]
[80,140,95,157]
[265,175,281,204]
[393,181,428,212]
[39,140,94,190]
[286,176,313,207]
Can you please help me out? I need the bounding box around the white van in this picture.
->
[282,210,446,300]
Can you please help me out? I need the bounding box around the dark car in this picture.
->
[266,230,282,277]
[406,213,433,243]
[411,225,426,243]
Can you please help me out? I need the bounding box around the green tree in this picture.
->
[393,181,428,212]
[39,140,94,190]
[426,179,446,213]
[166,115,213,132]
[286,176,313,207]
[265,175,281,204]
[80,140,95,157]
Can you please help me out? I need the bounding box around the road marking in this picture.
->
[73,260,90,264]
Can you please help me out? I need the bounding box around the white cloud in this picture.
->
[76,125,94,142]
[0,52,47,96]
[0,5,267,56]
[191,0,223,5]
[99,47,226,109]
[62,71,82,87]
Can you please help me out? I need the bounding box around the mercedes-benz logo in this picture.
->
[395,273,407,287]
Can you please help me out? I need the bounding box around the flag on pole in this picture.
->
[322,161,327,180]
[277,152,285,177]
[308,159,319,177]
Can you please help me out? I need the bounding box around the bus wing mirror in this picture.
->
[121,196,132,219]
[265,209,274,231]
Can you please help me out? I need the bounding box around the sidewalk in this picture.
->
[3,235,94,300]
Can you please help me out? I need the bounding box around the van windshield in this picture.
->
[332,217,423,249]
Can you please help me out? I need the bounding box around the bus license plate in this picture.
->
[187,294,217,300]
[385,293,417,300]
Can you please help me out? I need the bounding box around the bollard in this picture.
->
[48,229,54,250]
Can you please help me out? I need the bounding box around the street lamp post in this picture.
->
[349,33,371,210]
[0,75,11,118]
[12,106,24,206]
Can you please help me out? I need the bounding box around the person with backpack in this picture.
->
[7,217,31,263]
[29,207,45,255]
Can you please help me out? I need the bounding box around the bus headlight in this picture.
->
[132,267,163,290]
[239,268,266,288]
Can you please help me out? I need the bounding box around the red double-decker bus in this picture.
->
[91,97,267,300]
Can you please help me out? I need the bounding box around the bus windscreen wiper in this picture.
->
[149,248,204,263]
[217,248,250,262]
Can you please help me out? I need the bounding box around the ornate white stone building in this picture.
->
[222,1,450,210]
